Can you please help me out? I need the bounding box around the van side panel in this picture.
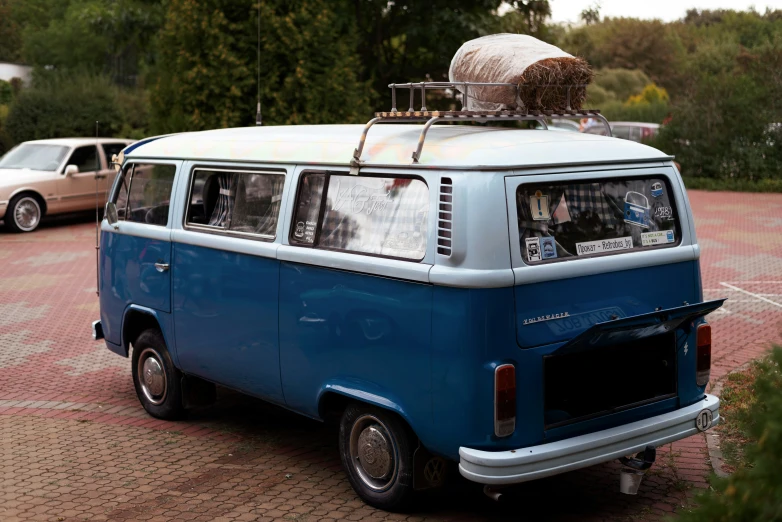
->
[278,262,433,430]
[429,285,521,460]
[172,243,283,402]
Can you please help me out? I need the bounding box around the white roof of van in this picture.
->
[126,124,671,170]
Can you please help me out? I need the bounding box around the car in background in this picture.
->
[583,121,661,143]
[0,137,133,232]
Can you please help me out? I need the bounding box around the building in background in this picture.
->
[0,62,32,84]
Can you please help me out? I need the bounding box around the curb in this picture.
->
[704,379,729,478]
[705,360,755,479]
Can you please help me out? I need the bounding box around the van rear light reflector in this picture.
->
[495,364,516,437]
[696,324,711,387]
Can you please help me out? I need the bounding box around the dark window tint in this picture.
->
[66,146,99,173]
[186,169,285,238]
[102,143,126,164]
[291,172,429,261]
[121,164,176,225]
[517,177,679,264]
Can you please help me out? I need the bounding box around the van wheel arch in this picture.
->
[122,309,163,356]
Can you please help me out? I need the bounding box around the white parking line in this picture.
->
[719,282,782,309]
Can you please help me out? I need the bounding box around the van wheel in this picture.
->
[5,194,43,233]
[131,329,184,420]
[339,403,415,511]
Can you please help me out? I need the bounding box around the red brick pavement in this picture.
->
[1,192,780,521]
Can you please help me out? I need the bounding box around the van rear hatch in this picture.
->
[510,174,722,427]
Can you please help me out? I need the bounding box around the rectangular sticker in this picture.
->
[575,237,634,256]
[541,236,557,259]
[530,193,551,221]
[525,237,542,262]
[641,230,675,247]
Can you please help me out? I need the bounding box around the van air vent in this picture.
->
[437,178,453,256]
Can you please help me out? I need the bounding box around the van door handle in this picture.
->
[154,262,170,273]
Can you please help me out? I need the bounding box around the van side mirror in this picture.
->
[105,202,119,229]
[64,164,79,176]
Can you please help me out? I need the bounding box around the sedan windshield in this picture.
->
[0,144,70,171]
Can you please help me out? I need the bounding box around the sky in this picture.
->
[548,0,782,23]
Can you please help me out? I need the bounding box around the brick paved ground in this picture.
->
[1,191,780,522]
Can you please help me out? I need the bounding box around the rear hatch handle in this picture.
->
[551,299,726,357]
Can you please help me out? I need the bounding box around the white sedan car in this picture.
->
[0,137,133,232]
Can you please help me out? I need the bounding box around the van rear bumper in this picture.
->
[459,394,719,485]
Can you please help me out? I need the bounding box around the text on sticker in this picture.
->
[575,237,634,256]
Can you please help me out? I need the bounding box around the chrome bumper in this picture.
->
[459,394,719,485]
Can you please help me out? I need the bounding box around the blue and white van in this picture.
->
[95,120,722,510]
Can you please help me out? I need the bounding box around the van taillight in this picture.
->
[495,364,516,437]
[696,324,711,387]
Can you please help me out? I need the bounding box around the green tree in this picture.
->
[4,74,122,142]
[353,0,503,107]
[151,0,372,132]
[653,37,782,179]
[0,0,22,62]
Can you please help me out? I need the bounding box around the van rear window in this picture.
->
[516,177,679,264]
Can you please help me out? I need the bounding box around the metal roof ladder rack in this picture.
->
[349,81,611,174]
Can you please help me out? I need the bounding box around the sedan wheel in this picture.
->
[6,195,42,233]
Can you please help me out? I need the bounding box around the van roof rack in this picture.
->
[350,81,611,173]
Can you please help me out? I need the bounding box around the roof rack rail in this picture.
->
[349,81,611,173]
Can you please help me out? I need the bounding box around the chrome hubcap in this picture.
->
[14,197,40,231]
[349,415,397,491]
[137,348,167,405]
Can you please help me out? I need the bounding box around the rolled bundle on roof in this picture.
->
[449,34,593,112]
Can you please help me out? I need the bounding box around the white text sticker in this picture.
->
[641,230,675,247]
[575,237,633,256]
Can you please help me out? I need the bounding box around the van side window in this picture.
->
[120,164,176,226]
[185,169,285,238]
[291,172,429,261]
[114,166,130,220]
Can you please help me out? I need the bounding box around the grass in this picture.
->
[715,357,772,471]
[682,176,782,192]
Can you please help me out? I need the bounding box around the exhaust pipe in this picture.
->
[618,446,656,495]
[483,485,503,502]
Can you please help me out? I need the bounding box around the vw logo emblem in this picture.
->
[695,409,713,432]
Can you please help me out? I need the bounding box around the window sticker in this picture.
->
[525,237,542,261]
[530,191,551,221]
[541,236,557,259]
[651,182,664,198]
[654,206,674,221]
[624,191,650,227]
[575,237,633,256]
[641,230,675,247]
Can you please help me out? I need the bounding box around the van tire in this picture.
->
[339,403,415,511]
[131,329,184,420]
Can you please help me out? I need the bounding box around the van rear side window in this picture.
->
[291,172,429,261]
[517,177,679,264]
[185,168,285,239]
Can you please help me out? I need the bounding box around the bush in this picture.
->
[4,73,122,143]
[651,38,782,181]
[673,346,782,522]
